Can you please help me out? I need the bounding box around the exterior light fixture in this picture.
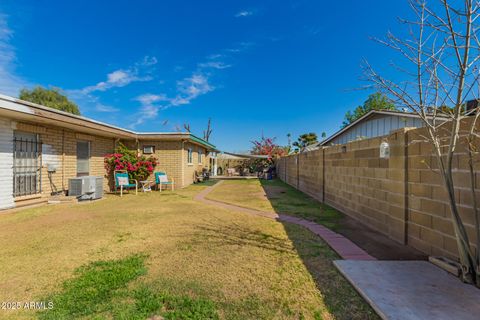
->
[379,141,390,159]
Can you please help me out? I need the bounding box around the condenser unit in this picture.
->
[68,176,104,200]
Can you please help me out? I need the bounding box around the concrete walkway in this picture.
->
[195,180,375,261]
[335,260,480,320]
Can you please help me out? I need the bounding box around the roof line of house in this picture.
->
[0,93,215,150]
[319,109,446,146]
[222,151,269,159]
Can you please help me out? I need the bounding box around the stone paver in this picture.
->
[334,260,480,320]
[196,180,376,261]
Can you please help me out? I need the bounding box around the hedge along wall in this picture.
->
[276,123,480,260]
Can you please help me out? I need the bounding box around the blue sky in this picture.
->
[0,0,411,151]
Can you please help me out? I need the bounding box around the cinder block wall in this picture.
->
[276,124,479,260]
[323,130,406,243]
[276,157,286,181]
[406,125,480,259]
[284,155,298,188]
[298,149,324,202]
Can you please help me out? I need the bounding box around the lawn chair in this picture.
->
[154,171,175,191]
[114,170,138,197]
[193,170,203,184]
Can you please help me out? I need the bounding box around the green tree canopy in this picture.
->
[342,92,395,128]
[292,132,318,152]
[19,86,81,115]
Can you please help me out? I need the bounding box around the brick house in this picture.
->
[0,94,216,210]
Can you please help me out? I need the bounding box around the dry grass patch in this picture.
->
[0,182,377,319]
[206,179,343,230]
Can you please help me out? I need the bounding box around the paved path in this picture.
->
[195,180,375,261]
[335,260,480,320]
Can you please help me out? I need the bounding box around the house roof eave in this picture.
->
[0,93,217,149]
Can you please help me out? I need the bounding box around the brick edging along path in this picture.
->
[195,180,376,261]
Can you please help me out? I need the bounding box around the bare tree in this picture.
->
[365,0,480,286]
[183,123,191,132]
[203,118,213,141]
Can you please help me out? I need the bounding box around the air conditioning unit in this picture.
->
[68,176,104,200]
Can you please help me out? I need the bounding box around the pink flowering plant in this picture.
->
[104,143,157,181]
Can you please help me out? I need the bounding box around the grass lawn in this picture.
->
[0,180,377,320]
[206,179,343,231]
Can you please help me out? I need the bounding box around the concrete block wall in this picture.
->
[323,129,408,243]
[276,157,286,181]
[276,125,479,260]
[298,149,324,202]
[284,155,299,188]
[406,126,480,259]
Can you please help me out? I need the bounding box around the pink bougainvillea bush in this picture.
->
[251,136,287,160]
[104,143,157,181]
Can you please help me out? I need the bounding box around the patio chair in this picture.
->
[193,170,204,184]
[154,171,175,191]
[114,170,138,197]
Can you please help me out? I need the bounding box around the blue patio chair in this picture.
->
[114,170,138,197]
[154,171,175,192]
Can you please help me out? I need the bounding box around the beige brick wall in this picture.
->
[277,124,480,260]
[15,122,115,195]
[183,143,208,186]
[13,123,210,195]
[107,140,209,189]
[138,140,183,188]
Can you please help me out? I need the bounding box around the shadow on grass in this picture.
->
[188,221,296,254]
[257,178,380,320]
[194,179,219,187]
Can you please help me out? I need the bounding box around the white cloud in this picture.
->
[207,54,223,60]
[95,103,119,112]
[198,61,231,69]
[129,72,214,128]
[129,44,252,128]
[66,56,158,114]
[129,104,161,128]
[130,92,170,127]
[129,95,165,128]
[139,56,158,66]
[0,14,30,96]
[172,73,213,106]
[225,42,254,54]
[235,10,254,17]
[107,70,130,84]
[81,56,157,94]
[135,93,168,105]
[81,69,150,93]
